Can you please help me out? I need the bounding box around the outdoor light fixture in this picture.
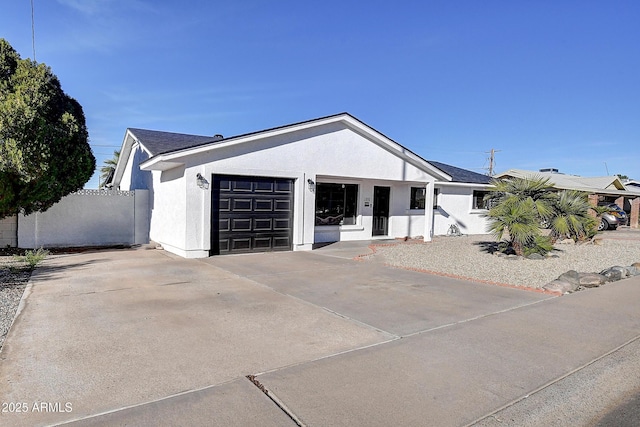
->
[196,173,209,190]
[307,178,315,191]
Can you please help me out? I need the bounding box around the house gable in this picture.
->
[137,113,451,182]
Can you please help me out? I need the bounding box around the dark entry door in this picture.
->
[372,186,390,236]
[211,175,294,255]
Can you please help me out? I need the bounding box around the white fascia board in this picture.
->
[111,130,135,187]
[435,182,493,189]
[139,113,452,181]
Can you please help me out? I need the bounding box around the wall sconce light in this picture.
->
[307,178,315,192]
[196,173,209,190]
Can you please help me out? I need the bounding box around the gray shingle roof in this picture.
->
[428,160,492,184]
[128,128,217,156]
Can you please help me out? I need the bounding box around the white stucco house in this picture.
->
[111,113,492,258]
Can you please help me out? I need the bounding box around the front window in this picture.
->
[315,183,358,225]
[410,187,426,209]
[472,190,490,210]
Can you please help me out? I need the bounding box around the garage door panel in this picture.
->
[273,236,291,249]
[275,181,293,193]
[231,179,252,192]
[231,238,251,251]
[274,218,291,230]
[274,200,292,211]
[219,198,230,211]
[232,198,252,211]
[219,218,230,232]
[255,199,273,211]
[255,181,274,192]
[231,218,252,231]
[212,175,294,255]
[254,218,273,231]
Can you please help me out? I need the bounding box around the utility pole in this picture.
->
[484,148,501,176]
[31,0,36,61]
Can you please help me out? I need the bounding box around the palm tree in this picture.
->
[99,150,120,189]
[485,176,556,256]
[486,197,541,255]
[549,190,598,242]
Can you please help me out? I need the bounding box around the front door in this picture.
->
[372,186,390,236]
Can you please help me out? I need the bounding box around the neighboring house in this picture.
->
[428,161,493,236]
[624,179,640,191]
[496,169,640,214]
[112,113,490,258]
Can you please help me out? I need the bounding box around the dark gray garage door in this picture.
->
[211,175,294,255]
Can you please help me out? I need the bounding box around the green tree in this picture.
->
[485,176,556,256]
[0,38,95,218]
[99,150,120,188]
[549,190,597,242]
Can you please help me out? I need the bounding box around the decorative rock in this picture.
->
[578,273,607,288]
[600,267,623,282]
[543,279,579,294]
[526,253,544,260]
[557,239,575,245]
[626,266,640,276]
[557,270,581,286]
[633,262,640,268]
[611,266,630,278]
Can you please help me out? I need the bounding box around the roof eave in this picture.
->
[139,113,452,181]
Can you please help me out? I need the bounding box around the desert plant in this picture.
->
[13,247,49,269]
[522,235,554,257]
[485,176,557,256]
[549,190,598,242]
[485,176,557,222]
[486,197,541,256]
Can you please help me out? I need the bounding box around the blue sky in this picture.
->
[2,1,639,188]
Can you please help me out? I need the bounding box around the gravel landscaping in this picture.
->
[0,257,32,352]
[370,232,640,289]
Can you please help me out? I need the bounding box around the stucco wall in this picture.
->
[433,185,490,235]
[163,123,439,256]
[141,122,495,257]
[18,190,149,248]
[0,216,17,247]
[148,168,187,256]
[120,144,152,191]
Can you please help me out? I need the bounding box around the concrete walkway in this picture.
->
[0,243,639,426]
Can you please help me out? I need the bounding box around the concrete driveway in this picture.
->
[1,243,639,426]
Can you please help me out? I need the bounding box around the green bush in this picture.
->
[13,248,49,269]
[522,235,554,257]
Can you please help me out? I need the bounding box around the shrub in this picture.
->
[13,247,49,269]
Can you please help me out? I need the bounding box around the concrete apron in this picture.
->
[1,245,639,426]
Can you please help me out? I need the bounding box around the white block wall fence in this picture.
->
[18,189,149,248]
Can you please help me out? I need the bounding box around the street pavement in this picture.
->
[0,241,638,426]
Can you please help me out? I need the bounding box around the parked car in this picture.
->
[598,203,628,230]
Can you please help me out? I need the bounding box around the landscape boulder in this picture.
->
[626,266,640,276]
[578,273,608,288]
[543,279,579,294]
[557,270,581,286]
[599,266,626,281]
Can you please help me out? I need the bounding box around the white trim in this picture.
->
[435,181,493,189]
[139,114,452,181]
